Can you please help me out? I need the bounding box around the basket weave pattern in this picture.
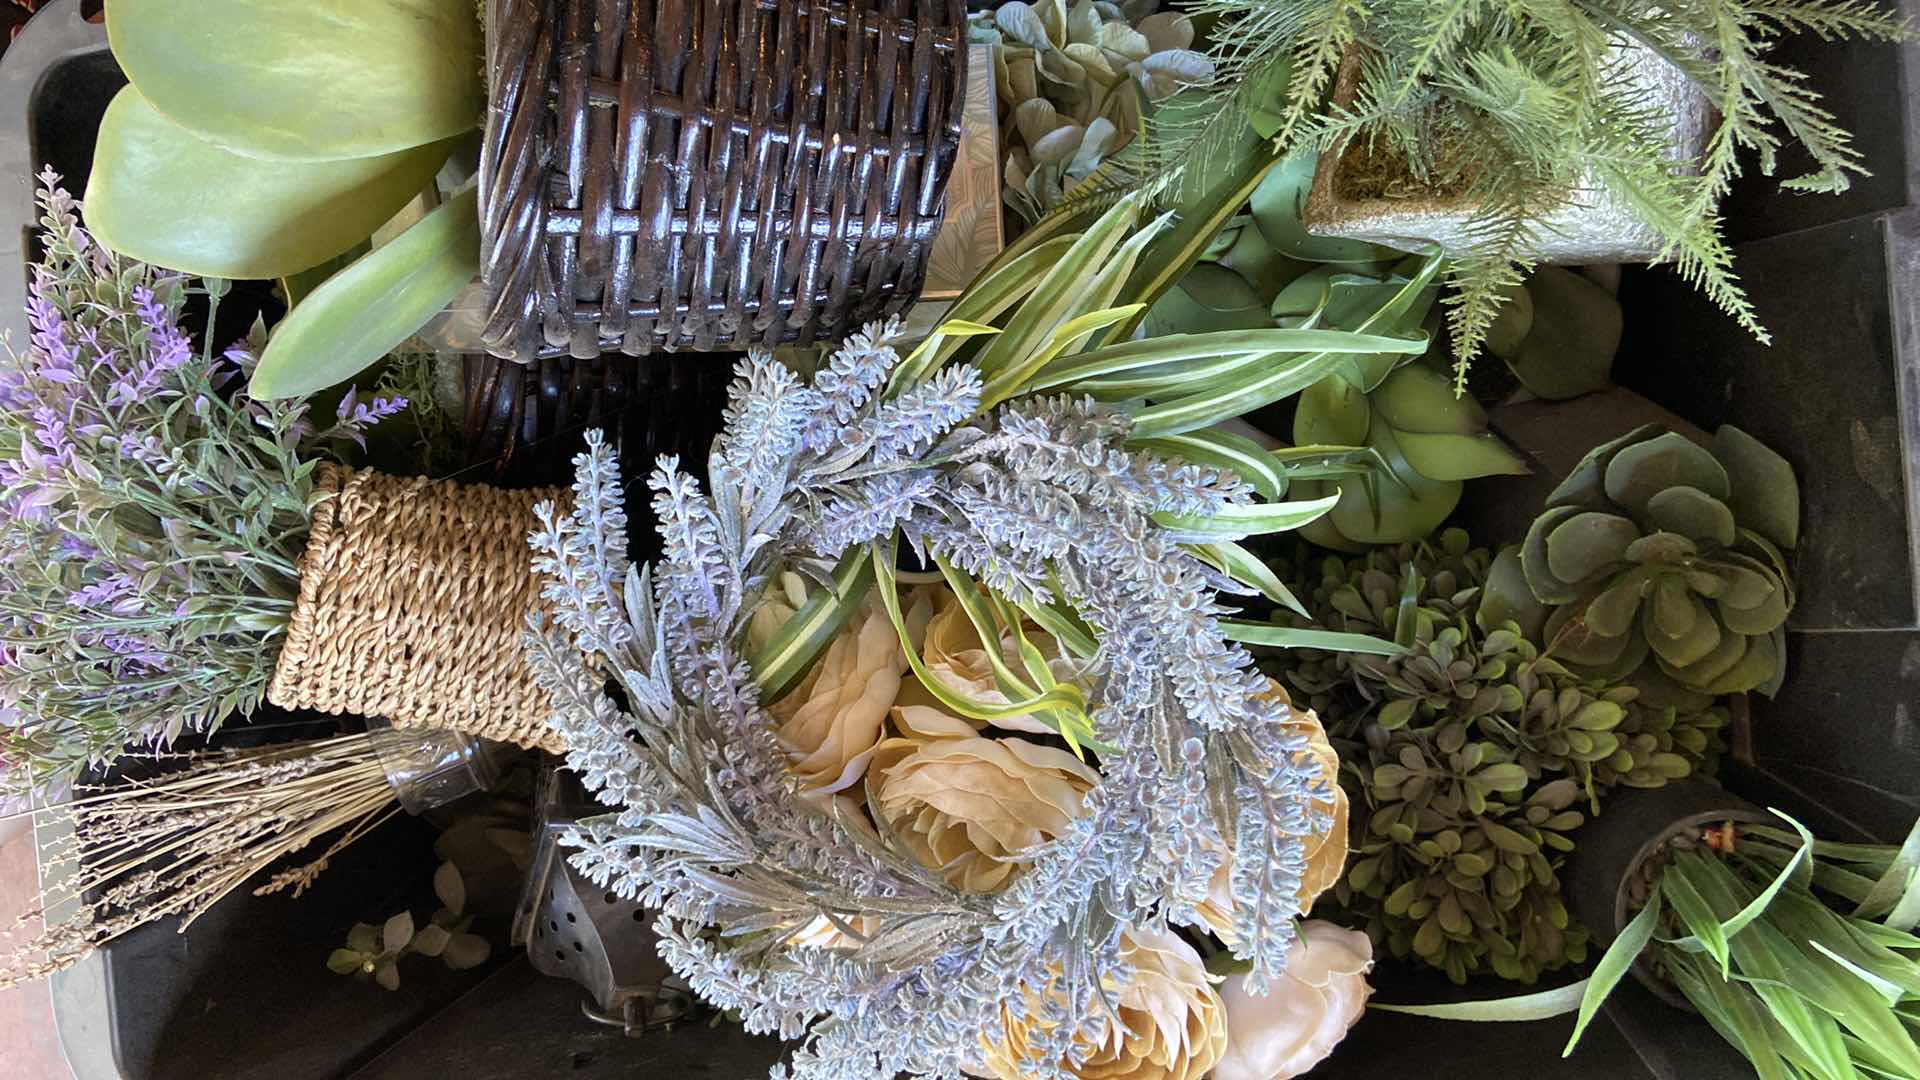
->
[267,464,567,753]
[479,0,967,362]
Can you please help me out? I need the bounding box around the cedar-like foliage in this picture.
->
[1122,0,1911,384]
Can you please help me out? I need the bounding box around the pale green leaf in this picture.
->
[107,0,483,161]
[251,185,479,398]
[86,87,454,280]
[1564,891,1664,1054]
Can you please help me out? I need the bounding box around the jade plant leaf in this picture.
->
[107,0,484,161]
[1713,425,1801,550]
[1522,505,1591,604]
[1545,512,1639,585]
[252,186,480,398]
[86,88,455,280]
[1645,486,1737,546]
[1476,545,1548,640]
[1603,432,1731,519]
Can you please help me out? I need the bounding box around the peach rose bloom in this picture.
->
[868,705,1097,893]
[768,590,930,793]
[1212,921,1373,1080]
[895,587,1076,736]
[1197,682,1348,944]
[983,927,1227,1080]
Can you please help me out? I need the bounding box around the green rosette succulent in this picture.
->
[1496,424,1800,697]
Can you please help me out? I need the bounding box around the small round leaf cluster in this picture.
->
[1264,529,1727,983]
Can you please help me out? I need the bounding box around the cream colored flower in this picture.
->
[769,591,930,793]
[868,705,1097,893]
[786,913,879,951]
[895,586,1076,736]
[1197,682,1349,944]
[1213,921,1373,1080]
[745,571,811,656]
[983,927,1227,1080]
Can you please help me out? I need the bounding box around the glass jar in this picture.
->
[367,721,506,815]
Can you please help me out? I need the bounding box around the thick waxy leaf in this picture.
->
[1646,486,1737,546]
[1251,152,1396,264]
[1477,545,1548,640]
[1139,265,1272,337]
[1495,268,1621,401]
[1547,423,1665,510]
[1326,425,1461,544]
[1293,376,1372,447]
[87,88,454,280]
[1714,425,1801,550]
[108,0,484,161]
[251,186,480,398]
[1392,430,1528,482]
[1546,512,1640,584]
[1604,432,1731,520]
[1522,505,1590,603]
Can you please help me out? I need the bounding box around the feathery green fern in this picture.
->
[1094,0,1910,384]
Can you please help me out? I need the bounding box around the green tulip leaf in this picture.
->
[1327,425,1461,544]
[251,186,480,399]
[1370,363,1488,436]
[107,0,484,162]
[87,87,454,280]
[1604,432,1731,520]
[1251,152,1396,264]
[1713,425,1801,550]
[1293,375,1372,447]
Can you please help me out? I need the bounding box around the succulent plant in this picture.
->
[1490,424,1800,697]
[1339,725,1590,984]
[327,861,491,990]
[1482,267,1622,402]
[970,0,1211,223]
[1263,529,1727,982]
[1140,154,1531,550]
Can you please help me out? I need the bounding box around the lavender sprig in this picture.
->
[0,172,400,801]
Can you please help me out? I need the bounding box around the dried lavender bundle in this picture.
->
[0,734,398,988]
[0,173,402,803]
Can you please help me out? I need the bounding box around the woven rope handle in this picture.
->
[268,464,567,752]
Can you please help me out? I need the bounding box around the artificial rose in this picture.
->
[786,913,879,951]
[1212,920,1373,1080]
[745,571,811,656]
[1197,682,1348,944]
[769,590,930,793]
[868,706,1097,893]
[983,927,1227,1080]
[895,586,1074,736]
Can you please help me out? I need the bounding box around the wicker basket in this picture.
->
[478,0,968,362]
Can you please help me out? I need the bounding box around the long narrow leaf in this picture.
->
[1370,979,1588,1021]
[972,196,1143,380]
[1222,621,1405,656]
[1193,542,1309,617]
[1564,892,1664,1054]
[749,553,871,698]
[1032,327,1428,391]
[1154,493,1340,540]
[887,237,1073,392]
[1132,430,1290,500]
[1662,853,1734,974]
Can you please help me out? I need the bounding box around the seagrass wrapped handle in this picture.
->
[268,463,566,752]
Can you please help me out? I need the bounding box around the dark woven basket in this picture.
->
[479,0,968,362]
